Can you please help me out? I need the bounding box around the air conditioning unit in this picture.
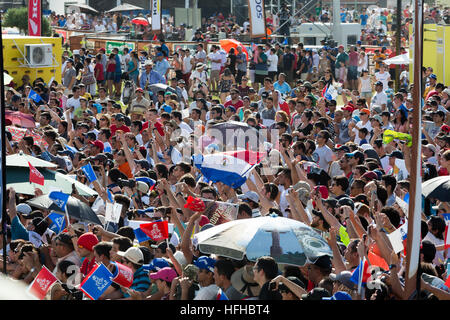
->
[24,44,53,66]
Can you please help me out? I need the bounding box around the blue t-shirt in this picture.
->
[11,216,29,241]
[114,55,122,73]
[360,14,368,26]
[340,13,347,23]
[274,81,292,96]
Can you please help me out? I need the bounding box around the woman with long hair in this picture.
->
[218,68,235,104]
[393,108,408,133]
[105,53,116,97]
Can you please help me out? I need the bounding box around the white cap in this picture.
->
[117,247,144,265]
[16,203,32,215]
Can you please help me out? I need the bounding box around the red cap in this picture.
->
[362,171,378,181]
[89,140,104,152]
[77,232,99,251]
[135,87,144,93]
[342,105,354,113]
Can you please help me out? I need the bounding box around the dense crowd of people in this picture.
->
[1,3,450,301]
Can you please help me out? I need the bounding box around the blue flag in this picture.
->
[283,37,288,45]
[81,163,97,183]
[80,263,113,300]
[49,191,70,211]
[28,89,42,103]
[107,189,114,203]
[65,144,78,154]
[48,212,66,234]
[442,213,450,223]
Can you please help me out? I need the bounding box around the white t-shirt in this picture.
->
[195,50,207,63]
[183,55,194,74]
[194,284,220,300]
[208,52,222,71]
[371,91,388,109]
[352,120,373,145]
[278,185,289,218]
[66,96,81,111]
[267,54,278,72]
[374,71,390,91]
[312,145,334,172]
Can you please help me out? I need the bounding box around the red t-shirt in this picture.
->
[224,99,244,110]
[110,124,130,136]
[94,63,104,81]
[80,258,97,277]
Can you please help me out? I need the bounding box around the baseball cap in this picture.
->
[329,271,356,290]
[361,171,378,181]
[314,185,329,199]
[375,81,383,86]
[334,145,350,153]
[345,151,364,161]
[238,191,260,204]
[261,91,269,99]
[360,108,371,115]
[313,255,332,270]
[440,124,450,133]
[429,74,437,80]
[370,114,383,124]
[149,267,177,282]
[424,144,437,154]
[387,150,404,159]
[279,276,305,292]
[135,87,144,93]
[117,246,144,265]
[77,232,99,252]
[194,256,216,273]
[22,210,44,220]
[89,140,104,152]
[342,105,354,113]
[136,181,150,194]
[323,291,352,300]
[16,203,32,215]
[337,197,355,210]
[143,257,171,271]
[301,287,330,300]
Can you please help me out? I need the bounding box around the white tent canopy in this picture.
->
[66,3,99,13]
[383,53,411,66]
[107,3,144,13]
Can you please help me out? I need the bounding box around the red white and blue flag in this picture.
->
[321,84,338,101]
[217,288,229,300]
[79,263,113,300]
[350,258,371,287]
[193,151,265,188]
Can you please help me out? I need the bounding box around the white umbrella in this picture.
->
[383,53,411,66]
[66,3,99,14]
[107,3,144,13]
[194,214,333,266]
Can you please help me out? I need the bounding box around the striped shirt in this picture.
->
[123,266,150,298]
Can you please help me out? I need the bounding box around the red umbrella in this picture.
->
[131,17,150,26]
[219,39,249,60]
[5,110,36,128]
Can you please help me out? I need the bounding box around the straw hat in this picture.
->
[230,265,261,298]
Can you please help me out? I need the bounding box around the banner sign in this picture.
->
[248,0,266,37]
[151,0,161,32]
[105,41,135,55]
[28,0,41,36]
[201,199,239,226]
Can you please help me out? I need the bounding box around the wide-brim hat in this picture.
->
[230,265,261,298]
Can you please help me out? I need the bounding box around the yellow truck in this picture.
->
[3,35,62,87]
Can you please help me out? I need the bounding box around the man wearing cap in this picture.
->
[76,232,99,277]
[129,87,150,122]
[87,140,104,157]
[139,60,165,91]
[351,108,372,145]
[191,256,220,300]
[118,247,151,297]
[237,191,261,218]
[154,52,170,81]
[423,144,438,166]
[423,73,437,100]
[63,59,77,91]
[370,80,388,112]
[387,150,409,181]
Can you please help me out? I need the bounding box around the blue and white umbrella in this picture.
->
[194,214,333,266]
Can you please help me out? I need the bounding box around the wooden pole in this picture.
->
[404,0,423,300]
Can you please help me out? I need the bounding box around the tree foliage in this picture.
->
[4,7,52,36]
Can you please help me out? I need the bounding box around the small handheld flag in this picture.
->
[27,266,58,300]
[79,263,113,300]
[217,288,229,300]
[28,161,44,186]
[350,258,371,286]
[28,89,42,103]
[48,212,66,234]
[111,262,134,288]
[48,191,70,211]
[140,220,169,241]
[81,163,97,183]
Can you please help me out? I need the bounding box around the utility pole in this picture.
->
[395,0,402,91]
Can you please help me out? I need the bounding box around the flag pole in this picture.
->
[0,9,7,275]
[404,0,423,300]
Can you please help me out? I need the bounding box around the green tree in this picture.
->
[4,7,52,36]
